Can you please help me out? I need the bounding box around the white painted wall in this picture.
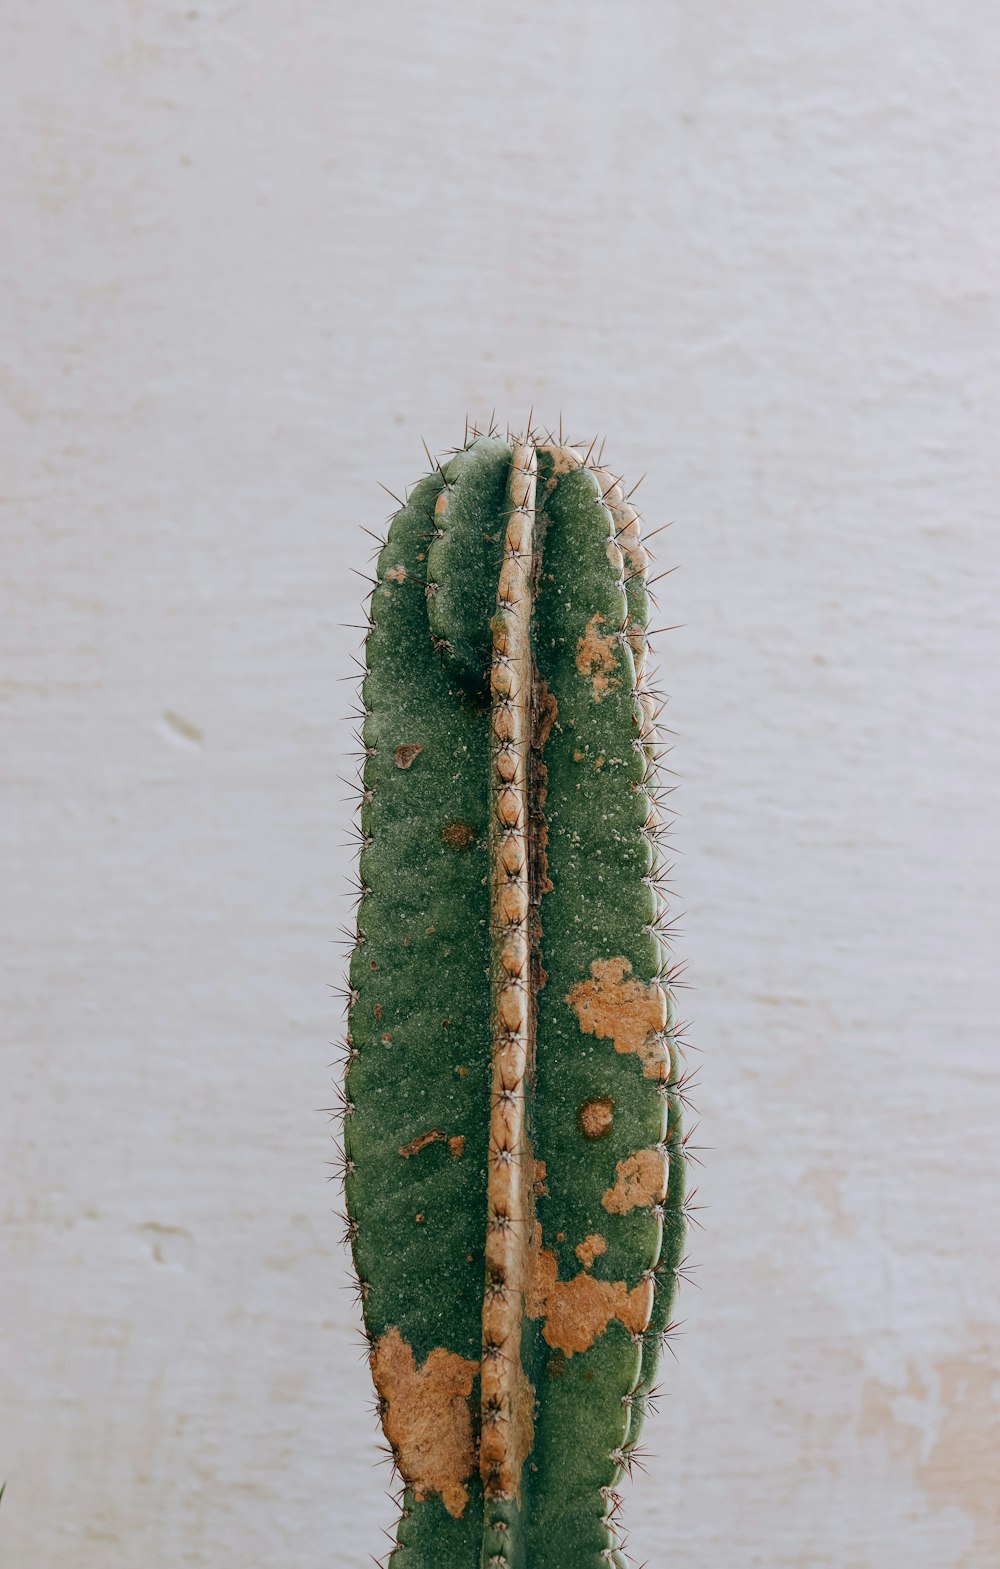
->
[2,4,998,1565]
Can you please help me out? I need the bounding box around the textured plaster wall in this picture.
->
[2,4,998,1567]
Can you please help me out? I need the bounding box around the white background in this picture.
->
[2,3,998,1566]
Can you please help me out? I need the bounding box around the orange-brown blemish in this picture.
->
[399,1129,446,1158]
[602,1149,669,1214]
[575,614,620,702]
[565,957,669,1080]
[575,1233,607,1269]
[370,1327,478,1519]
[385,563,407,583]
[578,1097,615,1139]
[535,680,559,748]
[395,743,423,769]
[524,1221,653,1356]
[441,820,477,851]
[532,1157,548,1196]
[399,1129,465,1160]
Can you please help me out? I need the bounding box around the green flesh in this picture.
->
[345,435,685,1569]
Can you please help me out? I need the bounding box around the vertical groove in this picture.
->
[481,439,537,1506]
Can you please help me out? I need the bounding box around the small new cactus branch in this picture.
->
[342,423,690,1569]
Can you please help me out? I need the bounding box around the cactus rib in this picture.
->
[481,440,538,1507]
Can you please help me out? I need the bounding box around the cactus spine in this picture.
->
[342,423,689,1569]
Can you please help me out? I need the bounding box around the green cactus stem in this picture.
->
[342,423,690,1569]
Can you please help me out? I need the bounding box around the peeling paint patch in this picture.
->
[860,1330,1000,1551]
[565,957,668,1079]
[575,613,620,702]
[394,743,423,769]
[370,1327,478,1518]
[602,1149,668,1214]
[525,1221,652,1356]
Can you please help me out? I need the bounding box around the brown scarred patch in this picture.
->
[370,1328,478,1519]
[578,1097,615,1139]
[531,678,556,901]
[565,957,669,1080]
[535,680,559,749]
[541,444,583,476]
[524,1221,653,1356]
[533,759,553,900]
[496,1357,535,1503]
[602,1149,668,1214]
[575,613,621,702]
[532,1157,548,1197]
[385,563,407,583]
[441,820,476,851]
[399,1129,466,1160]
[399,1129,446,1158]
[575,1233,607,1269]
[395,743,423,769]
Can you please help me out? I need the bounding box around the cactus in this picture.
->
[340,422,690,1569]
